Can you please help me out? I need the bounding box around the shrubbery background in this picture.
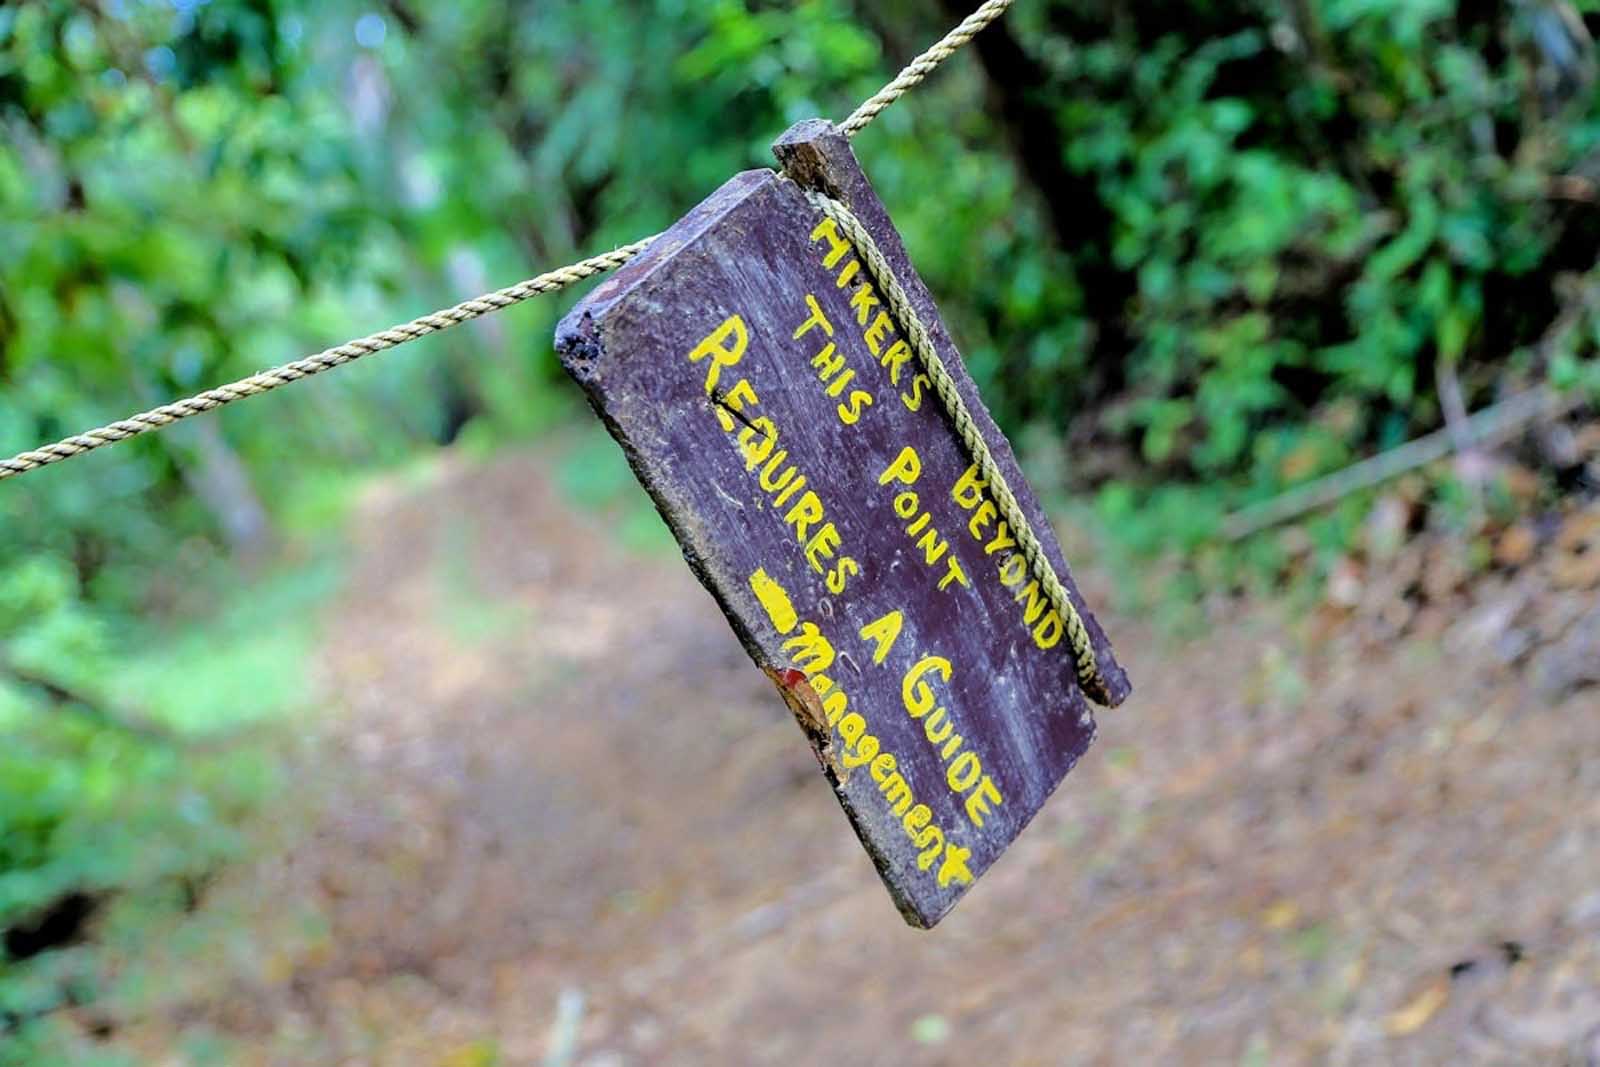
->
[4,0,1600,1053]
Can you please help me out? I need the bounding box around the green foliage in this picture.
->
[1011,0,1600,548]
[5,2,1598,558]
[554,425,679,554]
[0,546,327,1051]
[5,0,1600,1051]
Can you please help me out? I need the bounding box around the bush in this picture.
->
[974,0,1600,523]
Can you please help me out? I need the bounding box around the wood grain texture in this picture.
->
[556,120,1128,927]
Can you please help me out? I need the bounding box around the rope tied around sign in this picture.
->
[800,189,1107,703]
[0,0,1015,482]
[0,0,1109,698]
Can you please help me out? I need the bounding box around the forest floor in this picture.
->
[92,435,1600,1066]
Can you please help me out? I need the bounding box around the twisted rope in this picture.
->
[804,190,1107,702]
[0,240,654,481]
[0,0,1015,482]
[840,0,1016,137]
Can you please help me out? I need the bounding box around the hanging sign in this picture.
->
[555,119,1129,928]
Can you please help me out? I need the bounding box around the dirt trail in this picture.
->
[122,445,1600,1066]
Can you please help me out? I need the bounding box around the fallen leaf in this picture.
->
[1495,523,1537,568]
[1552,509,1600,589]
[1263,899,1300,931]
[1386,978,1449,1036]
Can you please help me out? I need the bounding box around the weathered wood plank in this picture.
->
[555,120,1129,927]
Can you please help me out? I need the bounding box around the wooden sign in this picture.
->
[555,119,1130,927]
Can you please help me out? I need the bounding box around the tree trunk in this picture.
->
[936,0,1137,397]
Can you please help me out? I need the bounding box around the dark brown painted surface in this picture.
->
[555,120,1128,927]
